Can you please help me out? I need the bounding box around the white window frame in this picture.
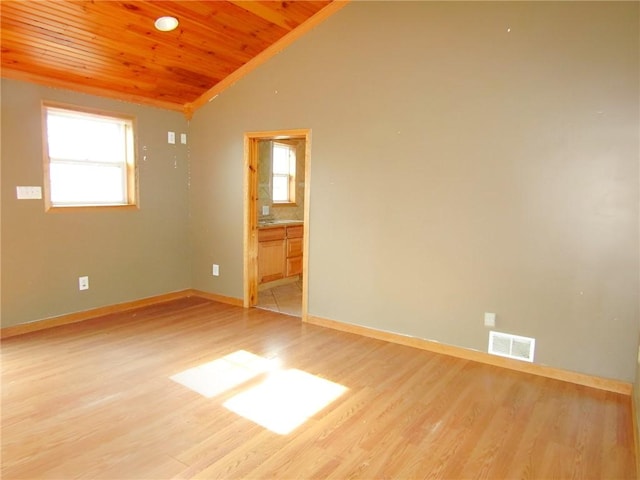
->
[42,102,138,211]
[271,141,296,205]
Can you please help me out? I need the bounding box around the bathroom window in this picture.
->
[272,142,296,204]
[42,103,137,210]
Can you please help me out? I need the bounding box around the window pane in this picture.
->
[50,163,126,204]
[47,111,126,164]
[273,144,291,174]
[273,175,289,202]
[43,105,136,208]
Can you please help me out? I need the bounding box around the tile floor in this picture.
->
[256,280,302,317]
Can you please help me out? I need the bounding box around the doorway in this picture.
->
[243,129,311,320]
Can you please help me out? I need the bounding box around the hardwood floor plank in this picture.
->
[1,298,636,479]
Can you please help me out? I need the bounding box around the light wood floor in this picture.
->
[1,297,636,479]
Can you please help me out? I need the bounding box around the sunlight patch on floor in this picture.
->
[223,368,347,435]
[170,350,275,398]
[170,350,348,434]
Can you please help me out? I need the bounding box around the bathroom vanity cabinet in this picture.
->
[258,223,303,284]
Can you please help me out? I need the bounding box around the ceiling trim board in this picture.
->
[184,0,350,118]
[1,68,185,113]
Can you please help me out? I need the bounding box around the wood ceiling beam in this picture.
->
[2,67,185,112]
[184,0,350,118]
[228,1,297,30]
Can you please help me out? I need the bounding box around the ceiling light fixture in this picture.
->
[154,16,179,32]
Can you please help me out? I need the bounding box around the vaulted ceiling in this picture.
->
[1,1,345,116]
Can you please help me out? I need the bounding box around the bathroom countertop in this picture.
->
[257,219,303,229]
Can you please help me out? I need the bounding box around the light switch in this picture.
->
[168,131,176,144]
[180,133,187,144]
[262,205,270,215]
[484,312,496,327]
[16,186,42,199]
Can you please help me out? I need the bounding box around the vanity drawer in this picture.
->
[258,227,285,242]
[286,225,303,239]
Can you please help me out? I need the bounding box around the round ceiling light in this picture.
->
[154,16,179,32]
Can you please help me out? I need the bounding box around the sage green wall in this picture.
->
[189,2,639,381]
[1,79,191,327]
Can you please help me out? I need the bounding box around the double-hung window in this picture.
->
[271,142,296,204]
[43,103,137,209]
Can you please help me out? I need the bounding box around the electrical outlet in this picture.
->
[212,264,220,276]
[180,133,187,144]
[168,131,175,144]
[484,312,496,327]
[78,276,89,291]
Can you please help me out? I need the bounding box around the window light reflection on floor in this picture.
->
[170,350,276,398]
[170,350,348,435]
[223,368,348,435]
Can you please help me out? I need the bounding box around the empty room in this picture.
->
[1,1,639,478]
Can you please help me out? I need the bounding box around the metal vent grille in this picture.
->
[488,331,535,362]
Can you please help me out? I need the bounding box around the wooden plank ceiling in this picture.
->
[0,1,340,115]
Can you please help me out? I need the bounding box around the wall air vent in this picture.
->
[488,331,535,363]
